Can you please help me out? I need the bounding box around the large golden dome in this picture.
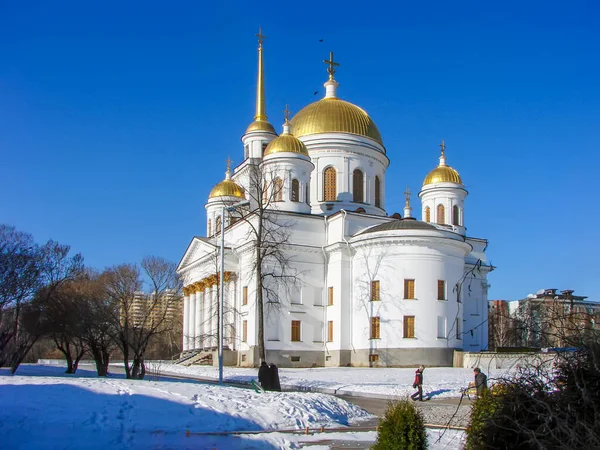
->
[264,122,309,156]
[290,97,383,145]
[423,165,463,185]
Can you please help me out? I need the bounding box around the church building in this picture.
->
[177,31,493,367]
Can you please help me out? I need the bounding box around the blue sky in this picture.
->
[1,1,599,301]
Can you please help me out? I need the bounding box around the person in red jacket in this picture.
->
[410,365,425,401]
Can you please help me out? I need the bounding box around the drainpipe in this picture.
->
[341,209,355,356]
[322,214,329,362]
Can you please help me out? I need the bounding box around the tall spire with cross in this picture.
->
[246,27,275,134]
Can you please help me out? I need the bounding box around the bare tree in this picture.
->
[105,257,181,379]
[0,225,83,372]
[229,161,298,362]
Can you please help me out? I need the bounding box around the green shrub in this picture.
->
[372,399,427,450]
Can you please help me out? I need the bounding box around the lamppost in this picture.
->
[219,199,250,385]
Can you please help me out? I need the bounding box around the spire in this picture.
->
[403,186,412,218]
[323,51,340,98]
[438,140,447,166]
[245,28,275,134]
[254,27,267,122]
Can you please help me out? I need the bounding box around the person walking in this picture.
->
[473,367,488,398]
[410,365,425,401]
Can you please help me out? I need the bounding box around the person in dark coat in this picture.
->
[473,367,488,398]
[410,365,425,401]
[258,361,270,390]
[269,363,281,392]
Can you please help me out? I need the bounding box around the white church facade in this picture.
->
[177,33,493,368]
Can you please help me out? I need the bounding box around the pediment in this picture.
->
[177,237,218,272]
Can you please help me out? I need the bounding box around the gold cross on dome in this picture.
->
[226,156,232,172]
[439,140,446,157]
[256,27,266,47]
[404,186,411,207]
[323,51,340,80]
[283,104,291,123]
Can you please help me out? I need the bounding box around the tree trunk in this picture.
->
[72,346,86,374]
[90,345,110,377]
[256,244,265,362]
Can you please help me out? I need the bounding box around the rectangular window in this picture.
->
[404,279,415,299]
[370,317,380,339]
[370,280,380,302]
[456,318,462,340]
[242,320,248,342]
[404,315,415,338]
[291,320,301,342]
[369,354,379,362]
[327,321,333,342]
[290,356,301,362]
[328,286,334,306]
[437,316,447,339]
[437,280,446,300]
[242,286,248,306]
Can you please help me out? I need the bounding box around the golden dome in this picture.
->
[264,122,309,156]
[423,142,463,186]
[290,97,383,145]
[423,165,463,185]
[209,180,246,199]
[209,165,246,200]
[245,120,276,134]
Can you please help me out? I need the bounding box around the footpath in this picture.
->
[155,369,473,429]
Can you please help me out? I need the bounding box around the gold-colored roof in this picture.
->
[264,119,309,157]
[290,97,383,145]
[423,165,463,185]
[209,179,246,199]
[245,119,276,134]
[264,133,309,156]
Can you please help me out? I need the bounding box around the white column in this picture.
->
[183,294,190,351]
[196,291,204,348]
[189,291,197,350]
[206,286,213,348]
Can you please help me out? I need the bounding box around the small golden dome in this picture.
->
[423,165,463,185]
[209,164,246,199]
[245,120,276,134]
[264,122,309,156]
[290,97,383,145]
[209,180,246,199]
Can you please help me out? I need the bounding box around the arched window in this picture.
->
[374,176,381,208]
[391,213,402,220]
[291,179,300,202]
[425,206,431,222]
[323,167,336,201]
[437,204,445,225]
[215,215,222,234]
[207,219,212,236]
[305,184,310,204]
[262,181,268,203]
[453,205,460,226]
[356,207,366,214]
[274,177,283,202]
[353,169,364,203]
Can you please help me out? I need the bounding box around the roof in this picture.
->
[358,219,437,235]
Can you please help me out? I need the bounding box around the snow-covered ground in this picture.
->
[153,362,509,399]
[0,364,472,449]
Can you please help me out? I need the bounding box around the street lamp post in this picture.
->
[218,199,250,385]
